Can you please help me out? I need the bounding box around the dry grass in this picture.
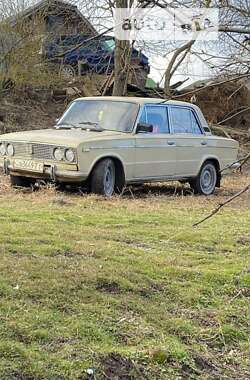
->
[0,171,249,211]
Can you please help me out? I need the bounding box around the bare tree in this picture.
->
[112,0,134,96]
[132,0,250,96]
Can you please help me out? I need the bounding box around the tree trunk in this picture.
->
[112,39,131,96]
[112,0,132,96]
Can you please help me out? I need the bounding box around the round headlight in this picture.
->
[0,143,6,156]
[65,149,75,163]
[7,144,14,156]
[54,148,64,161]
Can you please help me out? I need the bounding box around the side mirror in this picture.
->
[136,123,153,133]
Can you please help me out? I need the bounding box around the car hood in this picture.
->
[0,128,125,147]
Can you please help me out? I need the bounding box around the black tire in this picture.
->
[55,182,67,192]
[189,161,217,195]
[10,175,35,188]
[59,65,76,78]
[91,159,115,196]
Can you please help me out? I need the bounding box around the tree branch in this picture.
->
[174,73,250,99]
[219,26,250,34]
[193,183,250,227]
[220,153,250,174]
[164,40,194,96]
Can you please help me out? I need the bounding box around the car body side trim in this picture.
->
[86,145,135,150]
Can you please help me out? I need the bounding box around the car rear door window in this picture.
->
[170,107,203,134]
[140,106,170,134]
[190,111,202,135]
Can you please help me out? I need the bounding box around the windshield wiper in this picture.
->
[79,122,124,133]
[79,121,100,127]
[78,121,104,131]
[79,121,104,129]
[56,121,115,132]
[56,121,103,131]
[56,122,78,129]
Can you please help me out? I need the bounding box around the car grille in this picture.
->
[11,142,32,159]
[2,141,77,162]
[33,144,54,160]
[11,142,54,160]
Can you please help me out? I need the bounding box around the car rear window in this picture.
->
[170,106,202,134]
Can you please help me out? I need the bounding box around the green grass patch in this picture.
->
[0,190,249,379]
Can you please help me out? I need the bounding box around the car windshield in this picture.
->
[103,38,115,51]
[57,100,139,132]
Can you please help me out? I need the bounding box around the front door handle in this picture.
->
[201,141,208,146]
[167,141,176,146]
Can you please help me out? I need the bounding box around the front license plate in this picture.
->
[14,159,44,173]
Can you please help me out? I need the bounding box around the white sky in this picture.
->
[149,53,213,87]
[111,5,218,87]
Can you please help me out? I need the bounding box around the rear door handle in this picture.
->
[167,141,176,146]
[201,141,207,146]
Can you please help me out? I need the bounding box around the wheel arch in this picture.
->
[200,157,221,187]
[88,155,126,192]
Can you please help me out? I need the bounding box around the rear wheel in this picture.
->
[189,161,217,195]
[91,159,115,196]
[10,175,35,188]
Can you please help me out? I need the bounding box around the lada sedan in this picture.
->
[0,97,239,196]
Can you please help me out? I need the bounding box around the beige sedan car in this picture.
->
[0,96,239,196]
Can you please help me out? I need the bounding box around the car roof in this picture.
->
[73,96,211,133]
[75,96,193,107]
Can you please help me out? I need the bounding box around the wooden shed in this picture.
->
[10,0,97,37]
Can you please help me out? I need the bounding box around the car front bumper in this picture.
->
[0,158,87,183]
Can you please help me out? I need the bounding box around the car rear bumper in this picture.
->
[221,161,242,174]
[0,159,87,183]
[230,162,241,170]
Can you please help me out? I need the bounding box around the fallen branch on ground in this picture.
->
[238,153,250,172]
[193,183,250,227]
[220,153,250,173]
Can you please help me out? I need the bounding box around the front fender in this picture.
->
[77,149,128,179]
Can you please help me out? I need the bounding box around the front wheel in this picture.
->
[91,159,115,196]
[189,161,217,195]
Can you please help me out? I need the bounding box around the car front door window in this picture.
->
[140,105,170,134]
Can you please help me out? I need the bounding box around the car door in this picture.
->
[169,106,206,176]
[134,105,176,179]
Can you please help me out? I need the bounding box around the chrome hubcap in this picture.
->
[104,166,114,196]
[200,164,216,194]
[61,66,74,78]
